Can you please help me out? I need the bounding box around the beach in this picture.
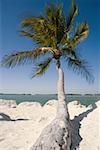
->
[0,99,100,150]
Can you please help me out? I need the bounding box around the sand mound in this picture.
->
[0,99,99,150]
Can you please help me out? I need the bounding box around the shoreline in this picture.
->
[0,94,100,106]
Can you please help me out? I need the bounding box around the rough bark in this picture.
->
[30,61,72,150]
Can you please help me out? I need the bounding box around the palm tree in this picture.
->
[2,1,93,149]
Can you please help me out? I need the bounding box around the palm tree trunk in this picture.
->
[56,60,69,120]
[30,60,72,150]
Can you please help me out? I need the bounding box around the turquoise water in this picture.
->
[0,94,100,106]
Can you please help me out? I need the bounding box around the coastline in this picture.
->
[0,94,100,106]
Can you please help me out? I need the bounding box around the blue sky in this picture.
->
[0,0,100,94]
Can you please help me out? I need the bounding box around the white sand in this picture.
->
[0,99,99,150]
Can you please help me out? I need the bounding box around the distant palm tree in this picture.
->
[2,1,93,149]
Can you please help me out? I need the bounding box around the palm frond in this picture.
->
[45,4,66,46]
[71,22,89,45]
[54,4,66,44]
[21,17,45,29]
[32,57,52,77]
[61,44,78,60]
[66,1,78,32]
[62,47,72,57]
[59,0,78,45]
[1,48,50,68]
[21,16,56,47]
[67,57,94,83]
[20,31,34,38]
[21,4,66,47]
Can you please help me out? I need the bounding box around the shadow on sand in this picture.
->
[0,104,97,149]
[0,113,28,121]
[71,103,97,150]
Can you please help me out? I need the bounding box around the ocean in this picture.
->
[0,94,100,106]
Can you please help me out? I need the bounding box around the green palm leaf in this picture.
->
[21,17,56,47]
[21,4,66,48]
[60,0,78,45]
[20,31,34,38]
[66,1,78,32]
[21,17,45,33]
[1,48,50,68]
[32,57,52,77]
[71,22,89,45]
[67,57,94,83]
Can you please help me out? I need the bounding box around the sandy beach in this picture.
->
[0,99,99,150]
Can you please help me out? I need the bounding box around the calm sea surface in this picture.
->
[0,94,100,106]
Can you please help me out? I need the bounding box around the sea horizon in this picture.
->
[0,93,100,95]
[0,93,100,106]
